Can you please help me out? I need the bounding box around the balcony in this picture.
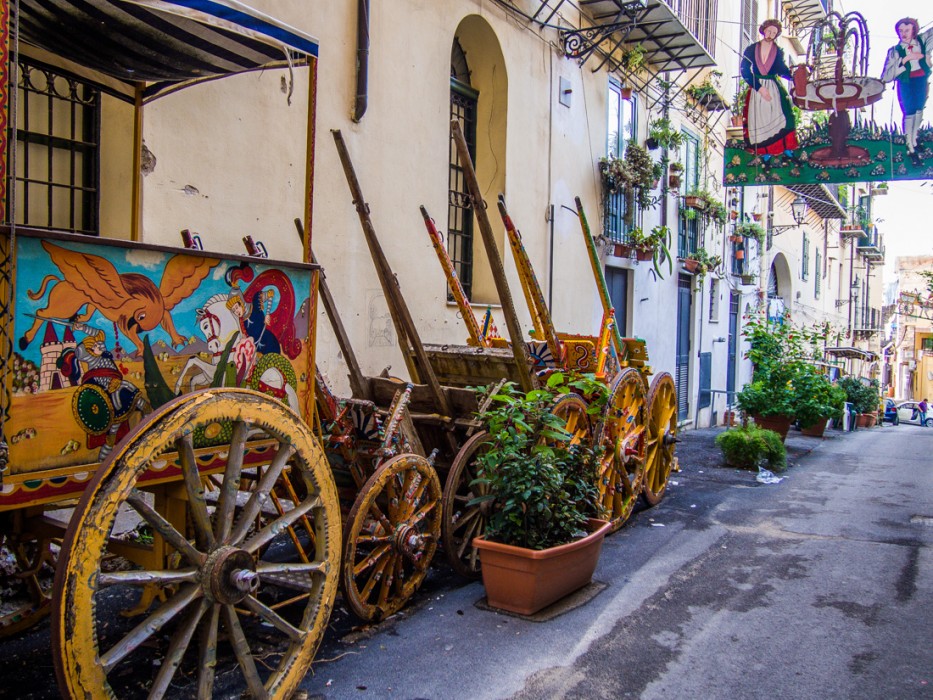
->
[534,0,715,87]
[853,307,882,336]
[782,0,828,29]
[857,231,885,262]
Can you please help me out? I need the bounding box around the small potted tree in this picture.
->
[470,378,611,615]
[793,366,846,437]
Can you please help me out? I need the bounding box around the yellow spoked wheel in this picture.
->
[550,393,593,446]
[595,368,648,532]
[442,431,492,579]
[342,454,441,621]
[52,389,341,700]
[643,373,678,506]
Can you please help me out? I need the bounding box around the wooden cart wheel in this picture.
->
[550,393,593,446]
[342,454,441,621]
[643,372,678,506]
[52,388,341,700]
[595,368,648,532]
[441,431,492,579]
[0,533,57,638]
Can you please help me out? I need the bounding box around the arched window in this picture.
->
[449,39,478,300]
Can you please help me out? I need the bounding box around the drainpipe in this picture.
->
[352,0,370,122]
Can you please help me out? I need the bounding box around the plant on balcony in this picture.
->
[619,43,647,74]
[646,117,685,151]
[680,246,722,278]
[735,221,765,244]
[685,72,722,105]
[729,85,749,126]
[598,142,659,209]
[628,225,674,278]
[683,188,728,226]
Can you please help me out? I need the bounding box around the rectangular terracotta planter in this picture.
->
[474,519,611,616]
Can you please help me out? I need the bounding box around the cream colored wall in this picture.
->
[99,94,135,239]
[141,68,309,261]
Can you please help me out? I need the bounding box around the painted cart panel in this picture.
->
[3,229,315,501]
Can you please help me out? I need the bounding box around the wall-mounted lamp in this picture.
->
[770,195,808,235]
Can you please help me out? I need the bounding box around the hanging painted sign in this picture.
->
[724,13,932,187]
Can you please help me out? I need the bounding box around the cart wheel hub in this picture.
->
[394,524,425,563]
[203,546,257,604]
[662,431,678,446]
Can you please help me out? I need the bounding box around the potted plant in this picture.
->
[668,161,684,189]
[598,142,659,210]
[715,424,787,470]
[683,188,728,226]
[735,221,765,245]
[871,182,888,196]
[470,379,611,615]
[839,376,880,427]
[619,43,646,75]
[736,380,795,439]
[646,117,685,151]
[729,86,749,127]
[793,365,846,437]
[680,246,721,278]
[629,225,674,278]
[739,272,757,285]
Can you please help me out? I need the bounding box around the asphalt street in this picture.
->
[295,423,932,700]
[1,423,930,699]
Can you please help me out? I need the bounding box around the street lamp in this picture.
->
[769,195,808,235]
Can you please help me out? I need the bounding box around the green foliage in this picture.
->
[838,376,880,414]
[472,376,603,550]
[619,43,646,73]
[669,161,684,174]
[682,246,722,278]
[792,365,846,429]
[736,314,832,419]
[716,424,787,471]
[730,85,749,116]
[685,188,728,226]
[628,225,674,278]
[918,270,933,298]
[648,118,686,150]
[735,221,765,244]
[598,142,658,209]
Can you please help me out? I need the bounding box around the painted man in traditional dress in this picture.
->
[881,17,933,162]
[740,19,798,161]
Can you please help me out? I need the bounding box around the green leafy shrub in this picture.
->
[716,425,787,471]
[838,376,880,414]
[472,377,602,550]
[792,366,846,428]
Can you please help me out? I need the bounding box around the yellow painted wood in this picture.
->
[596,369,648,532]
[643,373,677,506]
[52,388,341,700]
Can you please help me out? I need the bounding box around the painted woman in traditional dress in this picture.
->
[881,17,933,162]
[740,19,798,161]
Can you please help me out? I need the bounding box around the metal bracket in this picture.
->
[558,0,647,70]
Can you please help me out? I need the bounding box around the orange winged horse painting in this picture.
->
[19,240,219,356]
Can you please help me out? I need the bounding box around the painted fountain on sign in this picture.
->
[725,12,933,186]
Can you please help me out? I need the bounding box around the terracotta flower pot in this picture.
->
[473,519,611,616]
[635,247,654,261]
[669,173,682,189]
[735,248,744,260]
[800,418,829,437]
[613,243,633,258]
[731,114,744,127]
[683,195,705,210]
[620,85,633,100]
[856,413,877,428]
[752,414,793,441]
[680,258,700,273]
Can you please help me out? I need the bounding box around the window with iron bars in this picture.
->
[449,79,478,300]
[10,60,100,234]
[814,249,821,298]
[678,130,700,257]
[604,80,638,244]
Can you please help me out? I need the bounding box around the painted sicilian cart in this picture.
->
[330,122,678,580]
[0,2,437,698]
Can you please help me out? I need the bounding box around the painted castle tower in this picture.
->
[38,322,76,392]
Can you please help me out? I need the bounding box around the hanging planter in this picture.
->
[752,212,763,222]
[735,247,745,260]
[645,137,660,150]
[740,273,756,285]
[620,84,634,100]
[729,210,739,221]
[729,234,743,244]
[668,173,682,189]
[680,257,701,273]
[682,195,705,210]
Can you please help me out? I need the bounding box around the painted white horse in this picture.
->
[175,294,299,412]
